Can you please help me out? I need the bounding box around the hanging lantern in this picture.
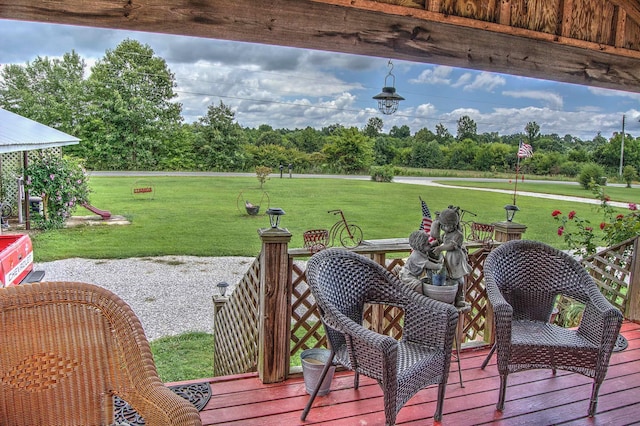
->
[372,60,405,115]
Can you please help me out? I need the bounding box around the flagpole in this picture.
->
[513,143,521,205]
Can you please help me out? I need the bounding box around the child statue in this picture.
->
[398,230,443,295]
[430,206,472,308]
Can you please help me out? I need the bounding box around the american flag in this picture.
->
[518,141,533,158]
[419,197,437,243]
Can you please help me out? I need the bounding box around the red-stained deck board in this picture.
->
[185,320,640,425]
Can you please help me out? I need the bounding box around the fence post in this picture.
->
[492,221,527,243]
[257,226,292,383]
[627,237,640,321]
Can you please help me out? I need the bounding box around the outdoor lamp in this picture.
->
[216,281,229,297]
[504,204,519,222]
[373,60,405,115]
[266,207,286,228]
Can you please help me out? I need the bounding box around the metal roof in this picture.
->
[0,108,80,153]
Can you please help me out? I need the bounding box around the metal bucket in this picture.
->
[301,348,335,396]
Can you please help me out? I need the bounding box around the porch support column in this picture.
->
[257,226,292,383]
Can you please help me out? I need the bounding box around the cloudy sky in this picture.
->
[1,18,639,140]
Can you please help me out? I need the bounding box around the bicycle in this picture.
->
[327,209,363,248]
[455,206,494,246]
[303,209,363,252]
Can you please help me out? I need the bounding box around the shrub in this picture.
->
[577,163,605,189]
[24,154,90,230]
[370,165,394,182]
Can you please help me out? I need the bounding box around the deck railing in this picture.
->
[213,227,640,384]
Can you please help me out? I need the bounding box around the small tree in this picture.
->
[623,165,637,188]
[255,166,272,189]
[24,154,91,230]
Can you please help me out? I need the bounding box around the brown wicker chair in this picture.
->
[301,248,459,425]
[0,281,202,426]
[483,240,623,417]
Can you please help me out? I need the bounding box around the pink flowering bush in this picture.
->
[24,154,91,230]
[552,184,640,257]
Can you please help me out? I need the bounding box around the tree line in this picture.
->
[1,39,638,178]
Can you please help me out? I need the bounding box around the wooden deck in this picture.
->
[172,321,640,425]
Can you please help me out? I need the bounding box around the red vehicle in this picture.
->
[0,234,44,287]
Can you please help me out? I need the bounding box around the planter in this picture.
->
[301,348,335,396]
[424,284,457,304]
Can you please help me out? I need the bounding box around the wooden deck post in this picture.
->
[626,237,640,321]
[257,226,292,383]
[492,221,527,243]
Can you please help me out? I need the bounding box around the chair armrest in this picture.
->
[125,382,202,426]
[402,292,458,349]
[485,275,514,349]
[578,281,623,352]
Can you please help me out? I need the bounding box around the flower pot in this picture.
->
[301,348,335,396]
[424,284,457,304]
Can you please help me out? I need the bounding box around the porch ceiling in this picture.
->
[0,0,639,93]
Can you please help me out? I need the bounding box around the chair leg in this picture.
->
[354,371,360,389]
[454,332,464,387]
[434,382,447,421]
[301,349,335,421]
[588,380,602,417]
[481,344,496,370]
[497,373,507,411]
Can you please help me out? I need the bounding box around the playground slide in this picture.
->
[81,202,111,220]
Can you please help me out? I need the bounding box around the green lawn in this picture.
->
[31,174,630,382]
[31,175,627,262]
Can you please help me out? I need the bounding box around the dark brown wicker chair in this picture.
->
[0,281,202,426]
[483,240,623,417]
[301,248,459,425]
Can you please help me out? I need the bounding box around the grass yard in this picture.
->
[31,175,628,261]
[29,174,634,382]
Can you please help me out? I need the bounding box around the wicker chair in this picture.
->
[0,281,202,426]
[483,240,623,417]
[301,248,459,425]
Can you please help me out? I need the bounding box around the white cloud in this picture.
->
[462,72,506,92]
[409,66,453,85]
[502,90,564,109]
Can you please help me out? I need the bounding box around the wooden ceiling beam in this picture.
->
[0,0,639,93]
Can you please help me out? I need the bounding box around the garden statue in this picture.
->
[430,206,472,308]
[399,205,472,308]
[398,229,443,295]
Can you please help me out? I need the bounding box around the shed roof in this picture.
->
[0,108,80,154]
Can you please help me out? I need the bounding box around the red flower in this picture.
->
[551,210,562,217]
[605,195,611,202]
[568,211,576,219]
[629,203,638,211]
[600,222,606,230]
[557,226,564,236]
[585,227,593,232]
[617,214,624,220]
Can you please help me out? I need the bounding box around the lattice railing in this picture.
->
[582,237,637,315]
[213,236,640,380]
[288,242,496,363]
[212,257,260,376]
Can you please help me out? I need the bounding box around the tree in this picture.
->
[389,124,410,138]
[82,39,183,170]
[435,123,453,144]
[524,121,540,145]
[623,165,638,188]
[363,117,383,137]
[322,127,373,173]
[456,115,477,140]
[0,51,87,137]
[193,101,246,170]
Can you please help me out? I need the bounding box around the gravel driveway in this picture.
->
[34,256,255,341]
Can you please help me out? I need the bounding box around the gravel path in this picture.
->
[34,256,255,341]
